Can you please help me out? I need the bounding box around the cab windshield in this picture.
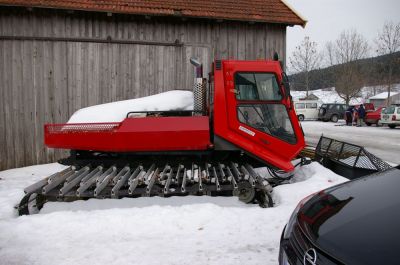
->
[237,104,297,144]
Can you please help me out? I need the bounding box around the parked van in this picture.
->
[294,100,320,121]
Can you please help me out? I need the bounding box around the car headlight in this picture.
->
[283,193,315,239]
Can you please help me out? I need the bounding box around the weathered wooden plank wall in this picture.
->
[0,8,286,170]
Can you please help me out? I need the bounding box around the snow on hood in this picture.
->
[68,90,194,123]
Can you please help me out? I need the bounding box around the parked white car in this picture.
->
[380,104,400,129]
[294,100,320,121]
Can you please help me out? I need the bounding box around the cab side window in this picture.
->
[235,73,282,101]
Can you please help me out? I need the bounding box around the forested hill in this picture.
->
[288,51,400,91]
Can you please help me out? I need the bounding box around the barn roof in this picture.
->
[0,0,306,26]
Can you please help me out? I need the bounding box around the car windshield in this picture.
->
[383,106,396,114]
[235,72,282,101]
[321,104,327,108]
[237,104,296,144]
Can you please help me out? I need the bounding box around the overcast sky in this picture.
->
[284,0,400,62]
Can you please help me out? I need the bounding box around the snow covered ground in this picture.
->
[301,120,400,165]
[0,162,347,265]
[1,89,396,265]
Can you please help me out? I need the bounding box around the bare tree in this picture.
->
[289,36,321,96]
[326,30,369,104]
[376,21,400,105]
[325,41,335,66]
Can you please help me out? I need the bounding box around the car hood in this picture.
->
[298,168,400,265]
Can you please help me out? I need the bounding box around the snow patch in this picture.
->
[68,90,194,123]
[291,88,363,105]
[369,91,399,99]
[0,162,347,265]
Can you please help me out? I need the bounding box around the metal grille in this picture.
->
[289,225,307,258]
[46,123,120,133]
[193,78,206,115]
[315,136,392,171]
[288,224,341,264]
[362,149,392,171]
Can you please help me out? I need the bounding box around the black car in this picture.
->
[279,165,400,265]
[318,103,347,122]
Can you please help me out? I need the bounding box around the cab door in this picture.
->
[219,61,305,171]
[230,72,297,144]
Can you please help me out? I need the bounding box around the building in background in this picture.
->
[368,92,400,107]
[0,0,305,170]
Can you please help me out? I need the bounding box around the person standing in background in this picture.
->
[352,106,358,126]
[345,106,353,126]
[357,104,366,127]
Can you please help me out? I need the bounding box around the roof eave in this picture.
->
[0,3,306,26]
[280,0,307,27]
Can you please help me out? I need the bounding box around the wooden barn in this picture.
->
[0,0,305,170]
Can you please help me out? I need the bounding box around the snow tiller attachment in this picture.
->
[17,58,306,215]
[315,136,392,179]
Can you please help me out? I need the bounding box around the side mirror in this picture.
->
[282,72,291,98]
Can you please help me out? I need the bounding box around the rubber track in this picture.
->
[17,162,273,215]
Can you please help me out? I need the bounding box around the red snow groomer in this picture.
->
[18,57,306,215]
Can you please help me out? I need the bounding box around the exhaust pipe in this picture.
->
[190,57,206,115]
[190,57,203,78]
